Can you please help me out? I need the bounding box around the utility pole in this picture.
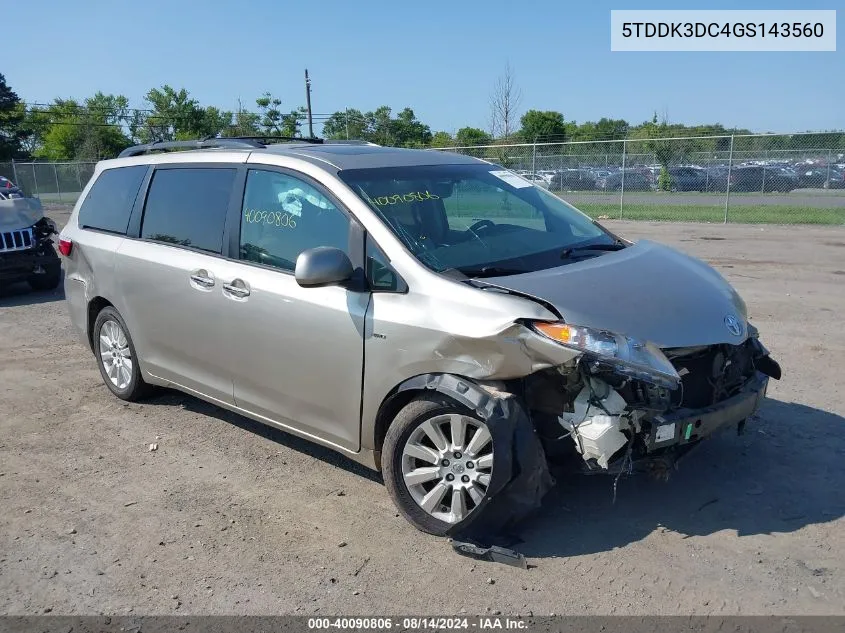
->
[304,69,314,138]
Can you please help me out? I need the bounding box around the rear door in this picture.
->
[220,166,369,451]
[115,163,242,404]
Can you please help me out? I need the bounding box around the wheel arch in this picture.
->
[86,296,114,351]
[372,373,502,470]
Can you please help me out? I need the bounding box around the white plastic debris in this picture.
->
[148,443,158,452]
[559,378,629,469]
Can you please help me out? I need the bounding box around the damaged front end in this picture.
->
[0,197,61,288]
[521,324,782,477]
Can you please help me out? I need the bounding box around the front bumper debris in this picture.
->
[647,370,769,451]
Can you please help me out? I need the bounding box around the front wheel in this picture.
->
[382,395,495,535]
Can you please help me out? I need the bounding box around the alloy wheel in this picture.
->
[401,414,494,524]
[99,319,133,390]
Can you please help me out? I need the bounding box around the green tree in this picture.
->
[0,74,28,159]
[221,99,260,137]
[430,131,453,147]
[322,109,367,140]
[454,127,491,147]
[137,86,231,142]
[255,93,305,137]
[34,94,132,160]
[519,110,567,141]
[391,107,432,147]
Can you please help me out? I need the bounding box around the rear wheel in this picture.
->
[93,306,152,401]
[383,394,495,535]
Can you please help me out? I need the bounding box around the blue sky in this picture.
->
[3,0,842,134]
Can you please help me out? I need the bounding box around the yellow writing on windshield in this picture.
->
[372,191,440,206]
[243,209,297,229]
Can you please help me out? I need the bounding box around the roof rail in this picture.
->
[117,136,378,158]
[221,135,324,145]
[118,138,263,158]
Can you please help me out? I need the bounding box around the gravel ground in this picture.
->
[1,207,843,616]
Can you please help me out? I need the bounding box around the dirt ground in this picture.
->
[1,206,843,616]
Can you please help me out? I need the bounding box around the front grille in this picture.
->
[667,341,755,408]
[0,228,34,253]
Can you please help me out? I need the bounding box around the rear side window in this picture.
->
[78,165,147,234]
[141,168,236,254]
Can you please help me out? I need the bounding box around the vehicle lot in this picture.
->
[1,205,844,616]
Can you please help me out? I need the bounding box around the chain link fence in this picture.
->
[0,161,96,204]
[3,132,844,223]
[433,132,845,224]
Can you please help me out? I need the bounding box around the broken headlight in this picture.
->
[529,322,680,389]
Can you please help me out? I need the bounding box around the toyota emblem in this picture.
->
[724,314,743,336]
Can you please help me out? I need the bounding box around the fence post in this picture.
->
[531,141,537,178]
[827,149,832,186]
[619,139,627,219]
[75,162,82,192]
[724,135,735,224]
[32,163,40,198]
[54,164,62,203]
[11,158,19,186]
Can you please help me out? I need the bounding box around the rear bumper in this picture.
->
[647,370,769,451]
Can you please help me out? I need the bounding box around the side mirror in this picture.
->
[294,246,354,288]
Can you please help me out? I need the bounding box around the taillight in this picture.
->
[58,238,73,256]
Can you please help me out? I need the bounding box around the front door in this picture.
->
[222,168,368,451]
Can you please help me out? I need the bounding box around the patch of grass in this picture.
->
[577,203,845,225]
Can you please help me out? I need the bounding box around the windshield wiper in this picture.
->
[452,265,529,278]
[560,241,626,259]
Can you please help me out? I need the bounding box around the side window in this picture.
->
[366,234,404,292]
[141,167,236,254]
[239,169,349,272]
[78,165,147,234]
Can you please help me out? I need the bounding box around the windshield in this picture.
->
[339,163,616,276]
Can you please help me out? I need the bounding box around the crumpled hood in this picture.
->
[0,198,44,232]
[484,240,749,348]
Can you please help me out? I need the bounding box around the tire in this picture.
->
[382,394,495,535]
[27,263,61,291]
[92,306,152,401]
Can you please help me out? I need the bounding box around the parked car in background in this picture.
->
[730,165,799,192]
[704,165,731,192]
[667,167,707,192]
[0,177,24,200]
[551,169,596,191]
[1,195,62,291]
[796,167,845,189]
[522,173,550,188]
[596,170,651,191]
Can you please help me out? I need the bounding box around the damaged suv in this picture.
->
[0,192,61,292]
[60,138,780,536]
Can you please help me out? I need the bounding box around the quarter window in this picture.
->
[239,169,350,272]
[141,168,236,254]
[78,165,147,234]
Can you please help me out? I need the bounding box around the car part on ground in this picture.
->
[0,197,61,291]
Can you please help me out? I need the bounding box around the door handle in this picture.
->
[223,279,250,299]
[189,269,215,288]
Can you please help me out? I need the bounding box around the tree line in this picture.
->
[1,70,842,163]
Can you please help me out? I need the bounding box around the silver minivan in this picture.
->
[60,138,781,536]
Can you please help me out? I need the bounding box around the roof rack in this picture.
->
[117,136,377,158]
[118,138,260,158]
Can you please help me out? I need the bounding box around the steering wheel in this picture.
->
[469,219,496,233]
